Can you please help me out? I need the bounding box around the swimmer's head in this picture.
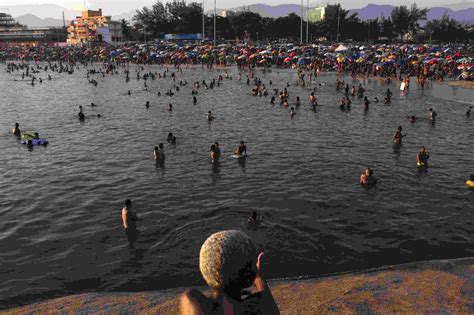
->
[15,123,19,127]
[34,132,39,138]
[159,143,164,149]
[470,175,474,181]
[398,126,402,131]
[125,199,132,208]
[211,144,216,150]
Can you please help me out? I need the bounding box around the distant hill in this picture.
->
[1,4,79,20]
[349,4,474,24]
[348,4,393,20]
[208,3,473,24]
[208,4,310,18]
[16,14,64,27]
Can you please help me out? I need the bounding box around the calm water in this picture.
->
[0,63,473,308]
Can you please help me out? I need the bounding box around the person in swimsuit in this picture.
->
[207,111,215,121]
[154,143,165,161]
[428,108,437,121]
[214,142,221,160]
[417,146,429,167]
[210,144,218,164]
[290,107,296,117]
[78,106,85,121]
[360,167,377,185]
[393,126,405,144]
[12,123,21,137]
[467,106,472,116]
[309,92,317,107]
[235,141,247,156]
[121,199,141,249]
[179,230,279,314]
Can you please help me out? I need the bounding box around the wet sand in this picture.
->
[4,257,473,314]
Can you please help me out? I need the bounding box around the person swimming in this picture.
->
[78,106,85,121]
[467,106,472,116]
[248,211,259,225]
[235,141,247,156]
[360,167,377,185]
[90,102,96,107]
[167,133,173,143]
[12,123,21,137]
[410,115,417,123]
[145,101,150,109]
[417,146,429,167]
[374,96,379,103]
[168,104,173,111]
[193,96,197,104]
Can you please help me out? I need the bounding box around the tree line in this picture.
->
[121,1,473,43]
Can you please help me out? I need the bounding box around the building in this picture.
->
[0,12,67,46]
[308,7,325,23]
[67,8,122,45]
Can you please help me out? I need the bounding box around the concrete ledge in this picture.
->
[4,258,474,314]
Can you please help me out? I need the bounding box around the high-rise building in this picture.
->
[67,8,122,45]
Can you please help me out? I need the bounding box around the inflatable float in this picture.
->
[231,152,251,159]
[20,133,48,146]
[467,180,474,188]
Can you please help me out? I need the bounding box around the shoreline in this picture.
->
[4,257,473,314]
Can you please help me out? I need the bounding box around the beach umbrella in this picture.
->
[297,57,310,65]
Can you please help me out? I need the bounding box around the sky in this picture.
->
[0,0,469,17]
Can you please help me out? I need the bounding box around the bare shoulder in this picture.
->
[179,288,213,315]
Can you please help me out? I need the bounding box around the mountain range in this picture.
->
[212,3,473,24]
[3,3,473,27]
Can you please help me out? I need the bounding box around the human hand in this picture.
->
[256,252,264,275]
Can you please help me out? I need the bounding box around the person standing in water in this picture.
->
[417,146,430,167]
[78,106,85,121]
[393,126,405,144]
[12,123,21,137]
[210,144,219,164]
[121,199,141,249]
[154,143,165,162]
[235,141,247,156]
